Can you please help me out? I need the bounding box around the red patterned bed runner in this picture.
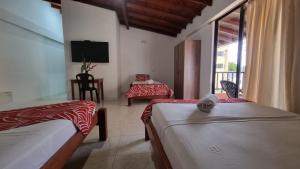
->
[141,98,250,123]
[127,84,174,98]
[0,101,96,135]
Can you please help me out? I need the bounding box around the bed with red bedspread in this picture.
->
[126,74,174,106]
[127,83,174,106]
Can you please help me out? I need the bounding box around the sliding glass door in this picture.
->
[212,4,247,99]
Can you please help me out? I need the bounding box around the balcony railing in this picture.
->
[215,71,245,93]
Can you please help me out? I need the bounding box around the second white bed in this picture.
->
[152,102,300,169]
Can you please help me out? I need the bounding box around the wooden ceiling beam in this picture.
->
[127,3,192,25]
[128,12,184,30]
[114,0,129,29]
[218,32,238,41]
[74,0,115,11]
[218,39,227,45]
[219,25,239,37]
[128,0,200,17]
[129,17,181,33]
[218,35,234,44]
[151,0,205,10]
[218,31,238,40]
[129,23,177,37]
[129,19,178,35]
[219,21,239,30]
[189,0,213,6]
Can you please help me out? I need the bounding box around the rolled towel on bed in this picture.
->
[197,94,218,113]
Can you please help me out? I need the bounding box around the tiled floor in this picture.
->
[66,98,155,169]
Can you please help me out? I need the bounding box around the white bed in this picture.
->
[152,102,300,169]
[0,101,77,169]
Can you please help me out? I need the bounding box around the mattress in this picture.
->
[152,102,300,169]
[0,101,77,169]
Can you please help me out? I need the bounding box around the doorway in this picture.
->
[212,4,247,99]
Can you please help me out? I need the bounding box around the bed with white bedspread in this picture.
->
[0,100,105,169]
[150,102,300,169]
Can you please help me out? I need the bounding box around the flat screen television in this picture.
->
[71,40,109,63]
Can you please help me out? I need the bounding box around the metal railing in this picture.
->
[215,71,244,93]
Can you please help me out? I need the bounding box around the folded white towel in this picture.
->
[197,94,218,113]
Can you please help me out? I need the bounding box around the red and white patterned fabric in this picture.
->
[136,74,150,81]
[141,98,250,123]
[127,84,174,98]
[0,101,96,135]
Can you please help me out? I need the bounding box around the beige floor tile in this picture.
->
[113,153,155,169]
[83,155,115,169]
[116,134,151,155]
[121,123,144,136]
[89,136,120,158]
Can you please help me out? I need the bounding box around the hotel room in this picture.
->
[0,0,299,169]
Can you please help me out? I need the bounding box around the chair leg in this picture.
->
[96,90,100,103]
[82,91,86,100]
[79,90,82,100]
[90,90,93,101]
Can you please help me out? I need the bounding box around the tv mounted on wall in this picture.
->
[71,40,109,63]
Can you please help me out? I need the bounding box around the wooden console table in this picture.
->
[71,78,104,103]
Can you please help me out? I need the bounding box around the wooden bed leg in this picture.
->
[97,108,107,141]
[128,98,132,106]
[145,126,149,141]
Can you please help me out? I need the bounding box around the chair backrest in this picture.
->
[135,74,150,81]
[220,80,238,98]
[76,73,95,90]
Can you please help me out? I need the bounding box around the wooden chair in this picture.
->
[76,73,100,102]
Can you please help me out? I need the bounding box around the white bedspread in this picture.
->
[152,102,300,169]
[0,101,77,169]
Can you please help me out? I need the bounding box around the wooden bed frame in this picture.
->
[145,119,173,169]
[128,95,170,106]
[41,107,107,169]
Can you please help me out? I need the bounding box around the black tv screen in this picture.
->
[71,41,109,63]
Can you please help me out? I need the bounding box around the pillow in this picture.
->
[136,74,150,81]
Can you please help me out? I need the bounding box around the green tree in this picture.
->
[228,62,237,71]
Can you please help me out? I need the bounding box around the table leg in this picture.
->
[71,81,75,100]
[101,81,104,100]
[96,81,101,103]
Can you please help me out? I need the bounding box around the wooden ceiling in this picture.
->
[45,0,213,37]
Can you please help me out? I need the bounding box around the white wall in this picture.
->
[120,26,175,93]
[0,0,66,102]
[61,0,120,100]
[174,0,236,98]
